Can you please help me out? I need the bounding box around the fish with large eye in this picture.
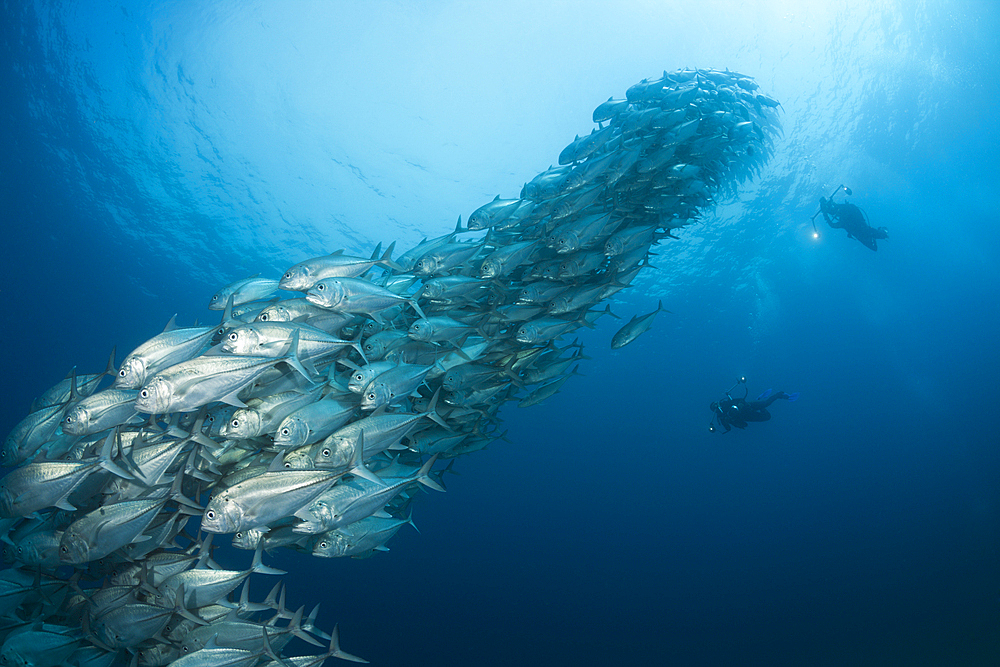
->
[208,276,279,310]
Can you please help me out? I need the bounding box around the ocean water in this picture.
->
[2,1,999,666]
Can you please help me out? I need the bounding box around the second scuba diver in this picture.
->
[709,377,799,433]
[812,185,889,251]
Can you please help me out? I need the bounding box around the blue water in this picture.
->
[2,1,999,665]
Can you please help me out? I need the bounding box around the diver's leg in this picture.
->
[744,408,771,422]
[752,393,786,409]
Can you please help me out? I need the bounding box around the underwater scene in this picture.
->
[1,1,998,666]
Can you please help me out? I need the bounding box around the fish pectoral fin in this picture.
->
[372,509,392,519]
[131,534,153,543]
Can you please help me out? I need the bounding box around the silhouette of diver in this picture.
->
[709,377,798,433]
[811,185,888,251]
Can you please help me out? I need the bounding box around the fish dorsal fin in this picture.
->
[162,314,178,333]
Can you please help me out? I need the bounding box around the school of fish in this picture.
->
[0,68,780,666]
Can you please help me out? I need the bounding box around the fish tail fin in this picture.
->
[261,625,286,664]
[173,583,208,625]
[221,294,236,329]
[285,604,324,647]
[327,624,369,663]
[251,546,287,576]
[424,388,451,430]
[282,330,314,383]
[261,580,283,612]
[348,432,384,486]
[378,241,405,273]
[97,428,135,480]
[405,507,419,534]
[168,464,202,513]
[302,603,332,641]
[237,578,270,613]
[409,298,428,321]
[68,368,80,404]
[496,356,521,391]
[417,453,444,492]
[103,346,117,377]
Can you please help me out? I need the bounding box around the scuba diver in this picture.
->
[709,377,798,433]
[811,185,888,251]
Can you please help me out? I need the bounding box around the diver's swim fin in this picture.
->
[756,389,773,401]
[786,392,799,402]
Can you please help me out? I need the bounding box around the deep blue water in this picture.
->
[2,1,999,665]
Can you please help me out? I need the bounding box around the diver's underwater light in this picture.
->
[813,231,820,239]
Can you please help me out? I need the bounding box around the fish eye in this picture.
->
[322,448,331,457]
[283,462,291,468]
[119,369,127,377]
[60,546,68,553]
[319,541,328,549]
[205,510,215,520]
[211,295,218,301]
[228,333,238,341]
[140,390,149,398]
[235,532,242,539]
[317,284,326,291]
[231,420,239,428]
[259,313,269,321]
[64,415,74,423]
[283,271,292,279]
[281,428,289,436]
[367,393,376,400]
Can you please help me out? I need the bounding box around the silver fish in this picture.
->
[209,276,280,310]
[61,388,140,436]
[135,331,310,413]
[115,319,219,389]
[280,243,401,291]
[59,496,169,564]
[611,300,670,349]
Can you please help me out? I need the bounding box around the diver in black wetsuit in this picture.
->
[812,185,888,251]
[709,377,798,433]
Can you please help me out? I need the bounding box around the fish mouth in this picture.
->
[305,292,327,307]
